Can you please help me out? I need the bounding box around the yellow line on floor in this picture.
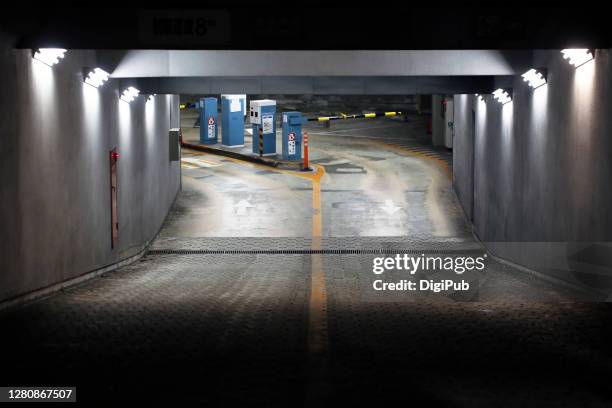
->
[308,244,326,353]
[308,165,326,356]
[181,149,329,358]
[181,157,222,168]
[217,156,329,357]
[210,156,329,358]
[311,180,322,237]
[305,165,329,405]
[195,151,326,183]
[372,140,452,178]
[197,158,221,166]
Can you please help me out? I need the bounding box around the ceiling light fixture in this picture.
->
[32,48,67,67]
[492,88,512,104]
[120,87,140,103]
[561,49,594,68]
[521,68,547,89]
[84,67,110,88]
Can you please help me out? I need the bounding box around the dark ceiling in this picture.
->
[2,3,610,50]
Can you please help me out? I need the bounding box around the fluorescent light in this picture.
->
[84,68,110,88]
[33,48,66,67]
[561,49,594,67]
[521,69,547,89]
[120,87,140,103]
[492,88,512,104]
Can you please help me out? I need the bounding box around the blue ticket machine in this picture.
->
[250,99,276,155]
[221,96,245,147]
[281,112,303,161]
[200,97,218,145]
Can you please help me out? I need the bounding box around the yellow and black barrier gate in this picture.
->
[307,111,404,122]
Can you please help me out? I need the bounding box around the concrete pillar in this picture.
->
[432,95,446,147]
[432,95,454,148]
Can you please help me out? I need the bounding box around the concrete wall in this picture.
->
[452,49,612,286]
[452,96,475,222]
[0,39,181,304]
[109,50,532,77]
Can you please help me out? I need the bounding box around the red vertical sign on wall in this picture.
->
[110,148,119,249]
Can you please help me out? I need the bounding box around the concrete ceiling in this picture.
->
[102,49,530,94]
[107,50,533,78]
[4,5,611,50]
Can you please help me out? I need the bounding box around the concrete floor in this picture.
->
[170,111,465,240]
[0,112,609,406]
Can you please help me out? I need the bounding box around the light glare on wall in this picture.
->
[147,93,157,101]
[492,88,512,105]
[475,93,485,102]
[120,87,140,103]
[33,48,67,67]
[561,49,594,68]
[84,68,110,88]
[521,69,547,89]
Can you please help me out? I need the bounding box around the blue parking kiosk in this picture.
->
[200,97,218,145]
[221,96,245,147]
[221,94,247,117]
[250,99,276,155]
[281,112,303,161]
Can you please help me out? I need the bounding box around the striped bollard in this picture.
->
[303,131,311,171]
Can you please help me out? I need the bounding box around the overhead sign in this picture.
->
[138,9,230,46]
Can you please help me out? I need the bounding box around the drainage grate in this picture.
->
[147,248,484,255]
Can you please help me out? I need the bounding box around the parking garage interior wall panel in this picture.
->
[0,41,181,303]
[453,49,612,278]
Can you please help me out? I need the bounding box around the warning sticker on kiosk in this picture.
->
[208,116,215,140]
[288,132,296,155]
[262,115,273,134]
